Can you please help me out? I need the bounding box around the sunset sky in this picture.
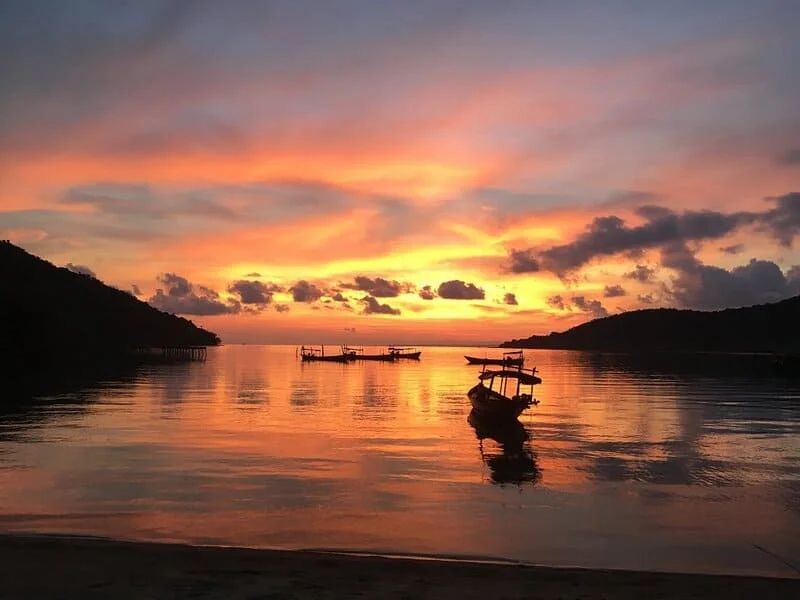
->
[2,1,799,344]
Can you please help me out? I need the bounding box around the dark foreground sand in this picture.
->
[1,535,798,599]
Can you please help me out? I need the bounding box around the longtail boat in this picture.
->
[464,350,524,367]
[388,346,421,360]
[298,345,350,363]
[467,364,541,420]
[343,346,396,362]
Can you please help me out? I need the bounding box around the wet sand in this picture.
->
[1,534,798,599]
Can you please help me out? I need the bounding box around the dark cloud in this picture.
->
[159,273,191,297]
[131,283,142,296]
[419,285,436,300]
[290,280,323,302]
[245,272,262,277]
[227,280,282,305]
[509,194,800,274]
[63,183,237,220]
[760,192,800,245]
[437,280,485,300]
[719,243,744,255]
[274,304,290,313]
[149,273,237,315]
[624,264,657,282]
[503,292,518,305]
[546,295,567,310]
[603,284,626,298]
[64,263,96,278]
[788,265,800,293]
[331,292,347,302]
[571,295,609,318]
[664,244,799,309]
[637,293,656,304]
[361,296,401,315]
[342,276,411,297]
[777,148,800,165]
[508,248,540,273]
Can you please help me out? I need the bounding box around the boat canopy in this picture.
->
[479,369,541,385]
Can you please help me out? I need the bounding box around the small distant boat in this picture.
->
[343,346,396,362]
[389,346,421,360]
[298,345,350,363]
[467,365,541,420]
[465,350,524,367]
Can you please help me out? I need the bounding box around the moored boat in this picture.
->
[298,345,350,363]
[464,350,524,367]
[467,365,541,420]
[388,346,421,360]
[343,346,397,361]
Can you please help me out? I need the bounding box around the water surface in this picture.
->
[1,346,799,577]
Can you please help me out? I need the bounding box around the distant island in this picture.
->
[0,241,220,371]
[501,296,800,353]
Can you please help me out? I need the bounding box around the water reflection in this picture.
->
[468,411,541,486]
[0,346,799,577]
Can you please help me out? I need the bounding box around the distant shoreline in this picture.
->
[1,534,797,599]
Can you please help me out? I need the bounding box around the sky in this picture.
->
[1,0,799,344]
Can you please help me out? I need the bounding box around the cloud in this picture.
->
[361,295,401,315]
[571,295,609,318]
[274,304,290,313]
[159,272,192,297]
[509,194,800,274]
[777,148,800,166]
[245,272,262,277]
[64,263,96,278]
[342,276,411,297]
[719,243,744,255]
[547,293,608,317]
[418,285,436,300]
[788,265,800,293]
[546,295,567,310]
[437,280,485,300]
[637,293,656,304]
[131,283,142,296]
[331,292,347,301]
[63,183,237,220]
[148,273,237,315]
[624,264,656,282]
[508,248,540,273]
[603,284,626,297]
[227,279,282,305]
[663,244,798,309]
[503,292,518,305]
[290,280,323,302]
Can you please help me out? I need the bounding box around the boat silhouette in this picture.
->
[388,346,422,360]
[297,345,350,363]
[467,364,541,420]
[464,350,524,367]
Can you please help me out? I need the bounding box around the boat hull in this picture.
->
[467,384,530,420]
[301,354,350,363]
[392,351,421,360]
[348,354,396,362]
[465,355,524,367]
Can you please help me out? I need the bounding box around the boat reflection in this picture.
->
[467,410,541,486]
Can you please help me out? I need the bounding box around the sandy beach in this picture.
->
[1,534,798,599]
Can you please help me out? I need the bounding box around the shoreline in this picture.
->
[2,534,798,599]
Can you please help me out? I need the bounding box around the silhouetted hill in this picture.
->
[500,296,800,353]
[0,241,220,369]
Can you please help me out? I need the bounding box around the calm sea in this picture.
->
[1,345,799,577]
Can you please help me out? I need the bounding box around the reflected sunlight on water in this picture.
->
[1,346,799,577]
